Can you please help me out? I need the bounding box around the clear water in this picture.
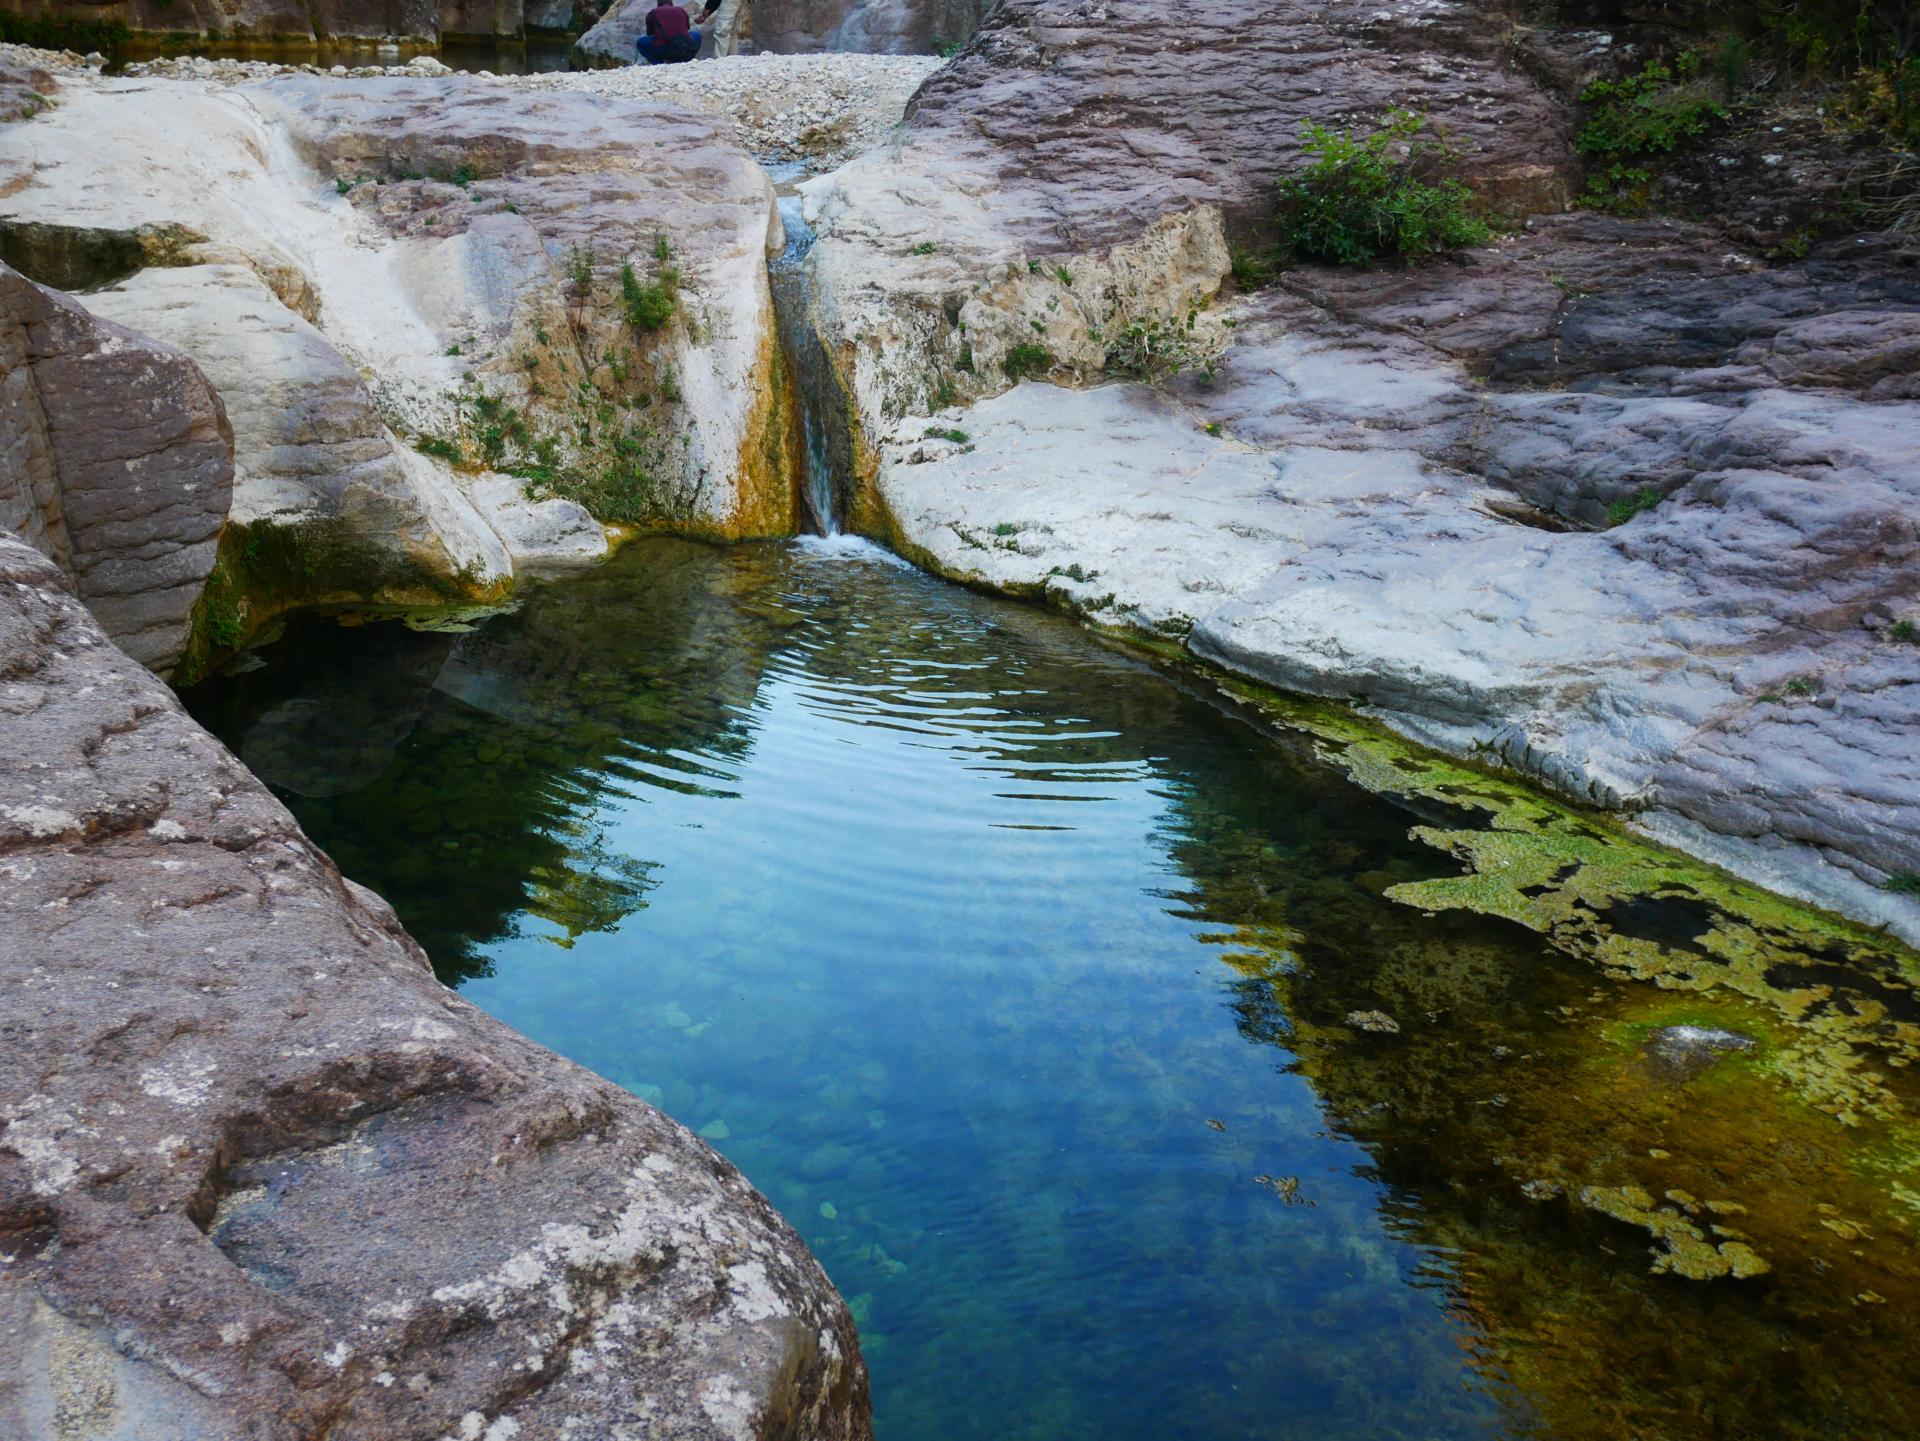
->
[187,537,1920,1441]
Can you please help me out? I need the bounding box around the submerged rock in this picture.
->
[1346,1010,1402,1035]
[1643,1024,1757,1082]
[0,534,872,1440]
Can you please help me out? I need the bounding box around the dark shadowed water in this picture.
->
[187,536,1920,1441]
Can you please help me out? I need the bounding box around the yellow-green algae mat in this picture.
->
[1198,673,1920,1434]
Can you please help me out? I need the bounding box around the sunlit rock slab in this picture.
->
[0,68,793,571]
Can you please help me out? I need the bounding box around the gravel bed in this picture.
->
[97,47,939,170]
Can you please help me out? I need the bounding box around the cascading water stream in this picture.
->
[769,194,842,535]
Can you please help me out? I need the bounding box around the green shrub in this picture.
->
[1577,54,1725,211]
[1607,487,1663,525]
[566,241,596,297]
[1714,34,1755,99]
[620,259,678,330]
[0,12,128,54]
[1886,872,1920,895]
[1002,342,1055,381]
[1103,312,1212,384]
[1228,244,1277,289]
[1272,110,1492,266]
[1888,618,1917,643]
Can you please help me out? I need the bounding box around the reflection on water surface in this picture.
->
[188,536,1920,1441]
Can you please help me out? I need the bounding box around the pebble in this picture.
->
[1345,1009,1401,1034]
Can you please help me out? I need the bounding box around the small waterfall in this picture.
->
[769,195,843,535]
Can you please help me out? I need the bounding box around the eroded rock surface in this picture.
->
[795,0,1577,436]
[0,64,797,644]
[864,219,1920,937]
[0,261,231,674]
[0,534,871,1441]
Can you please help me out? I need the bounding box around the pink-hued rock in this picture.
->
[0,532,872,1441]
[0,261,232,674]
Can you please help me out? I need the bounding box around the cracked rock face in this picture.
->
[0,261,232,676]
[0,538,871,1439]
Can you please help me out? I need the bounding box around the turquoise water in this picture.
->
[186,536,1920,1441]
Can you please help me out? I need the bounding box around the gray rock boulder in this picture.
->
[0,532,872,1441]
[0,261,231,675]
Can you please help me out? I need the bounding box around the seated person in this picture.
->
[636,0,719,63]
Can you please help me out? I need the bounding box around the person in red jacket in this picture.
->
[636,0,719,63]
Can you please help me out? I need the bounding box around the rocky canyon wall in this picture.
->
[0,54,800,674]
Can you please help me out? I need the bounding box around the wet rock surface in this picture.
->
[0,534,871,1440]
[1643,1024,1756,1081]
[0,261,232,674]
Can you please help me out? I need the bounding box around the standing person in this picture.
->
[636,0,718,64]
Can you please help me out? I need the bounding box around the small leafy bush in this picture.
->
[620,259,678,330]
[1228,244,1277,289]
[1103,311,1212,384]
[1885,872,1920,895]
[566,242,596,297]
[1607,486,1663,525]
[1578,53,1725,211]
[1272,110,1492,266]
[1888,618,1917,643]
[1002,342,1055,381]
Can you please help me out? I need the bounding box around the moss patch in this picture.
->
[177,518,503,685]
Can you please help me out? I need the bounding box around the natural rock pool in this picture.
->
[187,536,1920,1441]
